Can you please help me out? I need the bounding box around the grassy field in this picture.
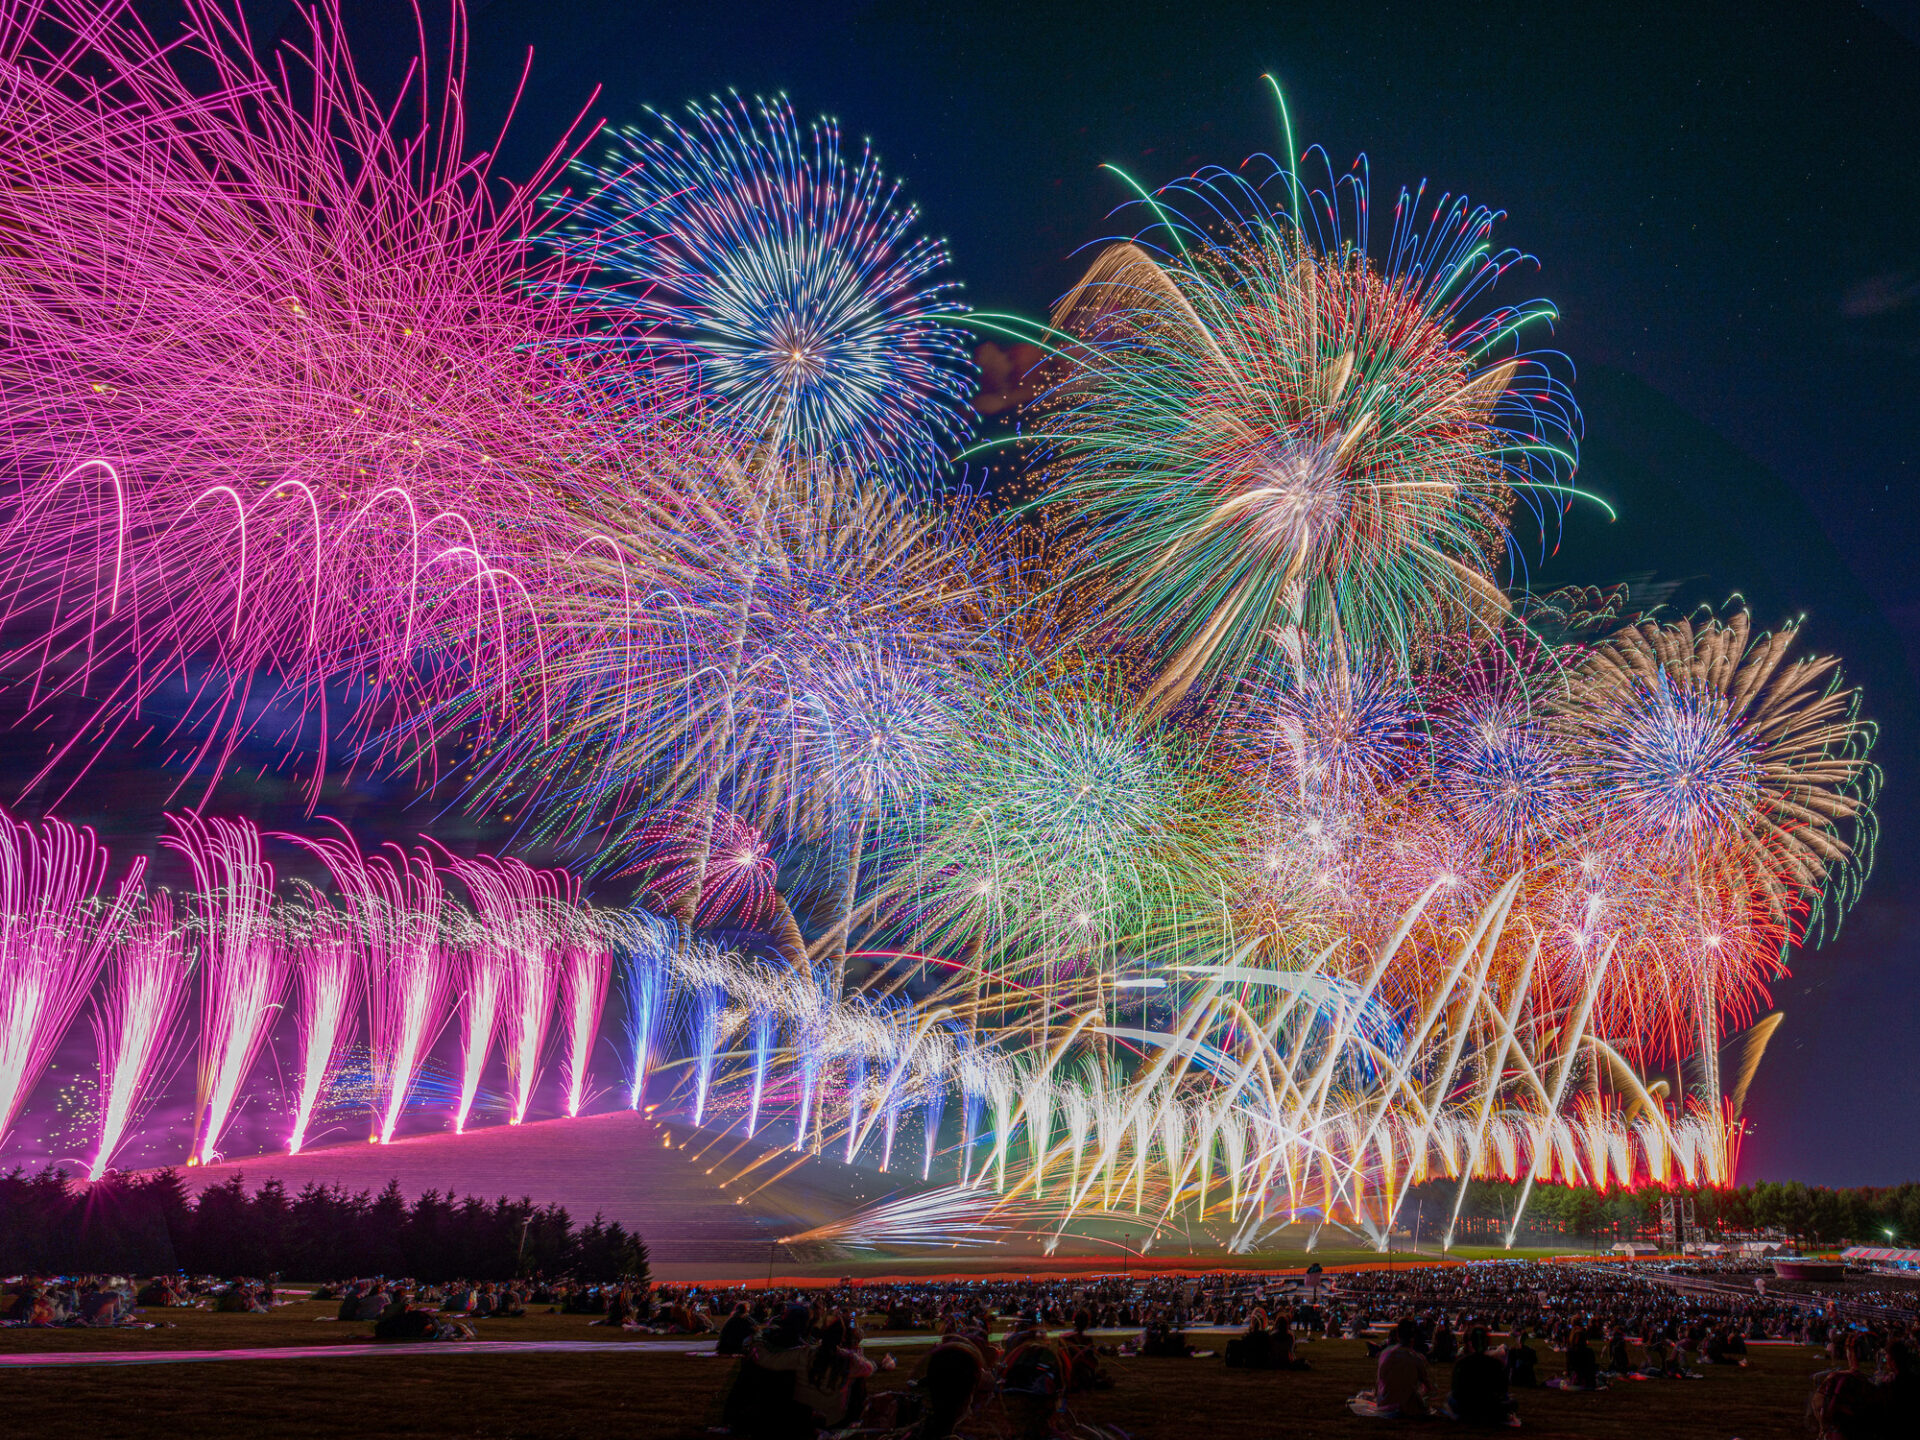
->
[0,1300,1820,1438]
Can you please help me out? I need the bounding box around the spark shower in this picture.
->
[0,1,1881,1253]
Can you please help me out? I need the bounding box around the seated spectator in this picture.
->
[1430,1318,1458,1365]
[999,1330,1070,1440]
[1446,1326,1517,1427]
[717,1301,757,1356]
[1809,1333,1874,1440]
[78,1286,131,1327]
[1872,1339,1918,1437]
[1138,1315,1194,1358]
[1603,1327,1633,1376]
[1549,1327,1600,1391]
[373,1287,437,1341]
[1270,1316,1312,1370]
[1226,1308,1273,1369]
[795,1316,874,1429]
[135,1276,182,1308]
[725,1304,816,1440]
[4,1281,43,1324]
[1505,1330,1539,1388]
[913,1335,987,1439]
[1360,1318,1432,1418]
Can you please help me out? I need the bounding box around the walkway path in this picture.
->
[0,1326,1244,1370]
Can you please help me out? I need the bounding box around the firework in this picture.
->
[612,909,677,1109]
[559,924,612,1119]
[449,853,569,1125]
[450,937,508,1135]
[1548,606,1878,1049]
[1020,92,1577,707]
[0,808,135,1148]
[0,0,640,802]
[284,897,361,1154]
[164,815,287,1164]
[87,893,191,1178]
[296,831,451,1144]
[554,92,973,477]
[629,808,778,929]
[0,27,1890,1250]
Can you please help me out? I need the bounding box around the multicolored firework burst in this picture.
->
[628,807,778,929]
[1010,87,1579,708]
[553,92,974,478]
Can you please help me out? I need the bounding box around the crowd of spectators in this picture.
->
[10,1258,1920,1436]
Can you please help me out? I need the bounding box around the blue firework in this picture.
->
[554,92,975,479]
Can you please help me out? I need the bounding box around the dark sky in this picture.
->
[182,0,1919,1185]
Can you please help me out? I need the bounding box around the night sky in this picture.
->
[74,0,1918,1184]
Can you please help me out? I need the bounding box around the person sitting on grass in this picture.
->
[1504,1329,1539,1389]
[1138,1312,1194,1357]
[1268,1314,1312,1370]
[1873,1338,1919,1435]
[372,1286,437,1341]
[999,1329,1071,1440]
[1602,1326,1634,1378]
[912,1333,987,1439]
[725,1303,817,1440]
[491,1283,527,1318]
[717,1300,758,1356]
[1444,1326,1519,1427]
[1226,1306,1270,1369]
[1809,1332,1875,1440]
[795,1315,874,1430]
[1350,1318,1433,1418]
[1549,1327,1601,1391]
[135,1275,185,1308]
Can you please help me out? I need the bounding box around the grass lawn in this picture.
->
[0,1301,1820,1438]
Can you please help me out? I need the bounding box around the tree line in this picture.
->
[0,1168,652,1283]
[1401,1177,1920,1249]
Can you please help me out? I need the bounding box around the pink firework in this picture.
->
[284,896,360,1155]
[165,813,286,1164]
[446,853,571,1125]
[629,807,777,928]
[449,937,508,1135]
[88,892,190,1178]
[0,807,138,1147]
[294,828,450,1144]
[0,1,648,804]
[558,924,611,1119]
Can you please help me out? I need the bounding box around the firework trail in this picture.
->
[0,0,651,804]
[165,814,286,1165]
[554,91,974,479]
[0,808,138,1148]
[688,983,723,1129]
[284,896,360,1155]
[448,853,571,1125]
[295,830,450,1143]
[450,937,508,1135]
[88,892,190,1178]
[559,925,612,1119]
[611,910,676,1109]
